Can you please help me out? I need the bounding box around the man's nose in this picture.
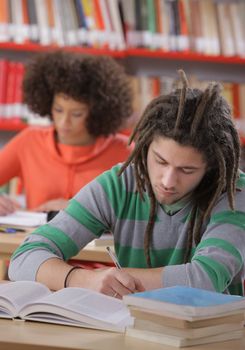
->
[161,168,177,189]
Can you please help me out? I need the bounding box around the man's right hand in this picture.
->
[0,194,20,215]
[63,266,145,299]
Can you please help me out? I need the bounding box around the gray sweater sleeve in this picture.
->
[163,189,245,292]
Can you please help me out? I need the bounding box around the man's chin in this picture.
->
[157,196,178,205]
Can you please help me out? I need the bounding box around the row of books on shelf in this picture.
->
[0,60,50,125]
[123,0,245,57]
[0,58,245,137]
[0,282,244,347]
[0,0,125,50]
[0,0,244,57]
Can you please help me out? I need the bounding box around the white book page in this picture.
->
[20,288,132,325]
[0,281,51,317]
[0,210,47,227]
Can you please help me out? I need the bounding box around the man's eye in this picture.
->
[182,169,194,174]
[156,159,166,165]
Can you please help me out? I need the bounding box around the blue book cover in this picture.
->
[123,286,245,319]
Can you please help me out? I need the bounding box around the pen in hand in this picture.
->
[106,246,142,295]
[106,246,122,269]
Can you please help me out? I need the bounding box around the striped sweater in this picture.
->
[9,164,245,295]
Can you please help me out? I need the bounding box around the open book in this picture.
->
[0,281,133,332]
[0,210,47,228]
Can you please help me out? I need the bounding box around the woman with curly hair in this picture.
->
[0,51,134,214]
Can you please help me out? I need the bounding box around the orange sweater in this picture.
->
[0,127,133,209]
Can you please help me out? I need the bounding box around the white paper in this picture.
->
[0,210,47,227]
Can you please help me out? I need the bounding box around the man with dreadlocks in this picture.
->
[9,71,245,297]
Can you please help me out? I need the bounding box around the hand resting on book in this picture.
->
[64,266,145,299]
[37,258,145,299]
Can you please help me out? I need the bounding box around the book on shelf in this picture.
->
[0,281,133,333]
[123,285,245,320]
[124,286,245,347]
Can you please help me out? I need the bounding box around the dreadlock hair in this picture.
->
[119,70,241,267]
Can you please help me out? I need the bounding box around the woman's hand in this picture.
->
[34,198,69,212]
[0,194,20,215]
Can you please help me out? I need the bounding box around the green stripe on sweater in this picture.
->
[193,255,231,292]
[97,166,152,220]
[197,238,243,266]
[208,211,245,231]
[34,225,79,260]
[115,244,188,268]
[11,241,57,259]
[66,199,108,237]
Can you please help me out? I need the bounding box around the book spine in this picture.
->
[13,62,25,120]
[74,0,88,45]
[5,61,17,119]
[146,0,156,49]
[99,0,111,48]
[107,0,125,50]
[0,0,10,42]
[0,59,9,119]
[26,0,39,42]
[35,0,51,45]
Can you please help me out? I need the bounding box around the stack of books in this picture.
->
[123,286,245,347]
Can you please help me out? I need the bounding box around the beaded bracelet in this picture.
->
[64,266,82,288]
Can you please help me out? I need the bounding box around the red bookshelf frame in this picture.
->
[126,48,245,65]
[0,42,126,58]
[0,120,28,131]
[1,43,245,64]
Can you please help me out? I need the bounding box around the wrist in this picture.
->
[64,266,82,288]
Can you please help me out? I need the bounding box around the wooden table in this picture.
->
[0,319,244,350]
[0,232,113,262]
[0,232,113,279]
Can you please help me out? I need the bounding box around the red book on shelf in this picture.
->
[13,62,25,119]
[94,0,108,48]
[152,77,160,98]
[0,59,9,118]
[178,0,189,51]
[5,61,18,120]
